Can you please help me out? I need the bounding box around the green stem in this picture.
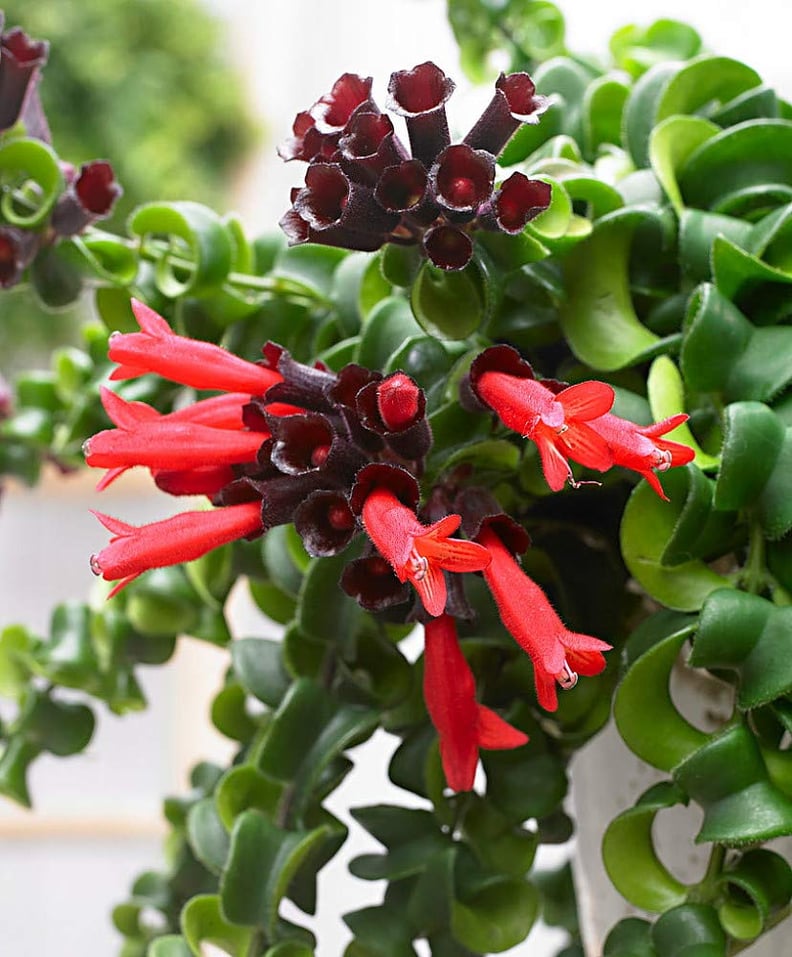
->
[688,843,726,905]
[245,928,266,957]
[740,519,767,595]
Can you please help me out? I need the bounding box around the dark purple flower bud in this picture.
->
[50,161,122,237]
[0,226,39,288]
[431,144,495,219]
[387,62,455,167]
[341,554,411,611]
[0,26,49,132]
[464,72,550,156]
[278,111,339,163]
[331,363,382,408]
[294,489,357,557]
[454,486,531,553]
[477,173,551,235]
[339,112,408,182]
[294,163,400,238]
[310,73,375,133]
[259,471,345,529]
[260,343,336,411]
[422,224,473,272]
[269,412,335,474]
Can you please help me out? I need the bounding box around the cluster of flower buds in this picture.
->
[86,301,696,791]
[279,63,552,270]
[0,13,121,288]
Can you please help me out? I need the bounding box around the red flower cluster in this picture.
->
[279,64,551,270]
[469,345,695,499]
[86,302,696,793]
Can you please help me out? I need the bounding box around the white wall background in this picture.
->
[2,1,792,955]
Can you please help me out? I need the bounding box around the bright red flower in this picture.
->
[108,300,282,395]
[90,501,263,597]
[588,412,696,500]
[476,525,611,711]
[475,370,614,491]
[360,487,491,617]
[83,388,266,472]
[424,614,528,791]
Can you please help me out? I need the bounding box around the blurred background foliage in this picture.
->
[0,0,257,374]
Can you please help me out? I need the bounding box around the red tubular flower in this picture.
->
[464,72,549,156]
[359,486,490,617]
[108,300,282,395]
[588,412,695,500]
[476,526,611,711]
[475,370,614,490]
[424,614,528,792]
[84,387,266,472]
[90,501,263,598]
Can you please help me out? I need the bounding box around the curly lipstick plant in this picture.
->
[2,3,792,956]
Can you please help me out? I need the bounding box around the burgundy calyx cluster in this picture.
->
[0,14,122,288]
[218,344,434,563]
[278,63,551,270]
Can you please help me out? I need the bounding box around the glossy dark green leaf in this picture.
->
[211,683,258,743]
[690,589,792,710]
[654,465,736,567]
[36,602,98,687]
[232,638,291,708]
[623,62,679,167]
[187,798,230,875]
[461,795,538,878]
[604,917,657,957]
[673,722,792,845]
[0,736,39,807]
[23,691,95,757]
[482,751,567,824]
[602,782,689,911]
[262,526,305,598]
[583,74,630,156]
[220,809,328,931]
[713,402,784,511]
[340,627,413,708]
[651,904,726,957]
[380,244,423,288]
[410,260,486,341]
[344,905,418,957]
[681,285,792,403]
[450,872,538,954]
[30,245,84,309]
[297,553,363,647]
[255,679,377,822]
[356,296,423,374]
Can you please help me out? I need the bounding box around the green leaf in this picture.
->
[557,209,662,370]
[297,553,363,647]
[604,917,657,957]
[610,19,701,78]
[255,679,378,823]
[357,296,423,369]
[0,737,39,807]
[602,782,689,912]
[614,613,706,771]
[148,936,194,957]
[232,638,291,708]
[651,904,726,957]
[451,874,538,954]
[344,905,418,957]
[409,260,487,341]
[583,73,630,156]
[127,201,233,297]
[681,284,792,403]
[181,894,253,956]
[690,590,792,710]
[482,751,567,824]
[274,244,347,299]
[679,120,792,210]
[0,626,33,699]
[649,116,719,213]
[673,722,792,845]
[656,56,761,124]
[713,402,784,511]
[220,810,328,932]
[186,798,230,876]
[620,472,731,611]
[647,357,719,471]
[716,849,792,941]
[215,765,282,830]
[248,579,298,625]
[622,62,680,167]
[0,137,64,226]
[461,795,538,878]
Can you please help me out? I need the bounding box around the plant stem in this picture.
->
[741,519,766,595]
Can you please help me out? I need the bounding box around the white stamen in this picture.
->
[557,661,578,690]
[654,448,673,472]
[409,552,429,582]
